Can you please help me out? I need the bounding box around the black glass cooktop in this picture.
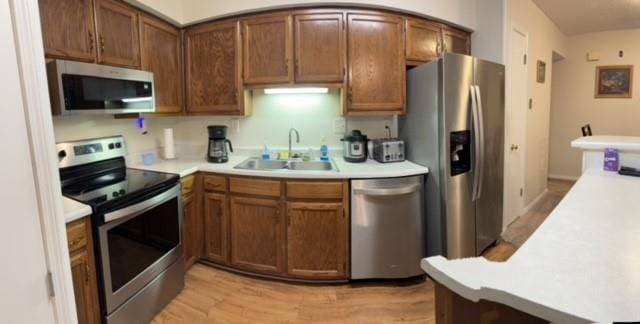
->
[62,167,178,211]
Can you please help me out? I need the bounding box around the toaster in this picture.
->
[372,139,405,163]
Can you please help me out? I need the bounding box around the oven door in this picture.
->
[97,184,182,314]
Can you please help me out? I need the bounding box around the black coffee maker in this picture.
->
[207,125,233,163]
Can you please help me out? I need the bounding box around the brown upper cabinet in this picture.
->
[139,14,183,114]
[39,0,96,62]
[94,0,140,68]
[442,27,470,55]
[185,20,246,115]
[294,13,345,83]
[405,18,442,64]
[242,14,292,84]
[347,13,405,115]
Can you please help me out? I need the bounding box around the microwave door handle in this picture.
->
[474,85,485,200]
[103,184,180,223]
[353,184,421,196]
[470,85,481,202]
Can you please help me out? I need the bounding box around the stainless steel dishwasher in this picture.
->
[351,175,425,279]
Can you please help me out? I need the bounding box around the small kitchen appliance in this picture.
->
[341,130,368,163]
[207,125,233,163]
[372,139,405,163]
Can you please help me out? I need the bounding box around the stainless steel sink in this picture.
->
[234,157,337,172]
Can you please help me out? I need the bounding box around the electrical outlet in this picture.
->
[333,118,346,134]
[231,119,240,133]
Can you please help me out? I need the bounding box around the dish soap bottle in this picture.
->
[262,142,270,160]
[320,138,329,161]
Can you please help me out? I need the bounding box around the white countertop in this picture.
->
[572,135,640,151]
[62,196,92,223]
[129,155,429,179]
[421,169,640,323]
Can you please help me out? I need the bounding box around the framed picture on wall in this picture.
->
[536,60,546,83]
[595,65,633,98]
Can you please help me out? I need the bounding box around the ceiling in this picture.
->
[533,0,640,35]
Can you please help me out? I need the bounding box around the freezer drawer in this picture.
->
[351,175,425,279]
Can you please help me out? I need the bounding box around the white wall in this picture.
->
[549,29,640,179]
[507,0,566,206]
[53,90,393,161]
[472,0,505,64]
[129,0,477,30]
[0,2,55,322]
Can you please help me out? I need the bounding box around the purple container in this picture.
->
[604,148,619,171]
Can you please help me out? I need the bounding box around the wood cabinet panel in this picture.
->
[286,181,344,200]
[294,13,345,83]
[183,193,201,269]
[181,175,196,196]
[185,21,244,114]
[67,218,100,324]
[242,15,292,84]
[442,27,470,55]
[94,0,140,68]
[203,192,228,264]
[229,196,284,274]
[405,18,442,63]
[286,202,347,279]
[203,174,227,192]
[347,13,405,114]
[229,177,281,197]
[139,14,183,113]
[39,0,96,62]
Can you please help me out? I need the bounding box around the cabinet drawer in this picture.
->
[230,177,281,197]
[203,174,227,192]
[286,181,345,200]
[66,218,88,254]
[181,175,195,196]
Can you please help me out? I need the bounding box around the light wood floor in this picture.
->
[152,179,574,324]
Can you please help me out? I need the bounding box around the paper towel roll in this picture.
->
[163,128,176,159]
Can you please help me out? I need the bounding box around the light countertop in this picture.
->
[63,196,92,223]
[421,169,640,323]
[129,155,430,179]
[572,135,640,151]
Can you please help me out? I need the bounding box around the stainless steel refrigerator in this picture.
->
[399,53,505,259]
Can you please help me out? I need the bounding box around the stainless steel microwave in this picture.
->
[46,60,155,115]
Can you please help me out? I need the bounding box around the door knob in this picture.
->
[510,144,519,151]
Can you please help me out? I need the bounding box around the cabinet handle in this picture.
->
[99,34,105,53]
[285,58,289,75]
[348,88,353,103]
[88,30,94,52]
[294,58,299,76]
[85,264,90,284]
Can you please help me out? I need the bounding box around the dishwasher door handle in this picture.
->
[353,184,422,196]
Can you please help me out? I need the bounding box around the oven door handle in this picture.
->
[103,184,180,223]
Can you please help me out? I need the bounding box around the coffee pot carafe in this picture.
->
[207,125,233,163]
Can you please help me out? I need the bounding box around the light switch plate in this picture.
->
[333,118,346,134]
[231,119,240,133]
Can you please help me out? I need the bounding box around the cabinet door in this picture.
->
[203,192,228,264]
[442,27,470,55]
[139,14,183,114]
[182,194,200,269]
[185,21,244,115]
[39,0,96,62]
[347,14,405,114]
[286,202,348,279]
[242,15,292,84]
[229,196,284,274]
[70,250,100,324]
[94,0,140,68]
[294,13,345,83]
[405,18,442,64]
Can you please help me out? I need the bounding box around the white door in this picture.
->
[504,26,528,227]
[0,1,56,323]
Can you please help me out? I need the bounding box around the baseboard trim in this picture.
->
[523,189,548,214]
[548,174,580,181]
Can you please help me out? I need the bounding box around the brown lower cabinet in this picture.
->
[66,217,101,324]
[194,173,350,281]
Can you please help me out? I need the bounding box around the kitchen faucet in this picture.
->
[288,128,300,159]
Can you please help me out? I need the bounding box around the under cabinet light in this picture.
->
[264,87,329,95]
[122,97,153,103]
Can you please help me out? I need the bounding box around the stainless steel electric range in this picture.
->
[58,136,184,324]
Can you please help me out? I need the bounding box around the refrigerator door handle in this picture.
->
[470,85,481,201]
[474,85,486,200]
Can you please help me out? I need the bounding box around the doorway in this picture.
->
[504,25,528,227]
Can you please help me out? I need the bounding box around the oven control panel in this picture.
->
[57,136,126,168]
